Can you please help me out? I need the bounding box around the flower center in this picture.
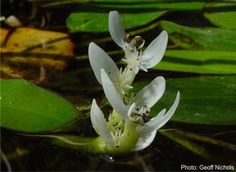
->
[113,68,134,96]
[122,35,149,73]
[107,111,125,148]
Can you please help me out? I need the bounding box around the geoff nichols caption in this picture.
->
[180,164,234,171]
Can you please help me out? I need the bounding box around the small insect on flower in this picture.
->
[130,112,150,125]
[125,35,145,50]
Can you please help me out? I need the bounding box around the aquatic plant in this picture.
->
[88,11,180,153]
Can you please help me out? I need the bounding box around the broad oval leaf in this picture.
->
[66,11,165,32]
[161,21,236,51]
[136,76,236,126]
[0,79,78,132]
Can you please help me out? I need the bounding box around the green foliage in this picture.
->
[86,1,204,10]
[0,80,78,132]
[155,76,236,125]
[66,11,165,32]
[204,3,236,29]
[157,50,236,74]
[65,0,205,32]
[204,12,236,30]
[136,76,236,125]
[161,21,236,51]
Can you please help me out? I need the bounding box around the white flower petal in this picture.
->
[134,76,166,108]
[142,30,168,68]
[135,109,166,150]
[139,91,180,136]
[109,11,126,48]
[90,99,113,144]
[133,130,157,151]
[101,69,129,119]
[88,42,119,84]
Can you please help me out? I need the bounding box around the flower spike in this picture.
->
[87,10,179,154]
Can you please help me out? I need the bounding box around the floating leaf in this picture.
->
[0,79,78,132]
[136,76,236,125]
[46,0,204,10]
[204,3,236,29]
[67,11,165,32]
[161,21,236,51]
[204,11,236,30]
[66,0,206,33]
[86,1,204,10]
[157,50,236,74]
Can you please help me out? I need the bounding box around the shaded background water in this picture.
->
[1,0,236,171]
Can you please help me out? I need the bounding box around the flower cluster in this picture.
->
[88,11,180,154]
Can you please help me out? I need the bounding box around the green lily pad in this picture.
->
[0,79,78,132]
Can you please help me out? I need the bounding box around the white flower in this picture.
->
[109,11,168,73]
[90,99,128,152]
[88,10,180,153]
[88,42,136,96]
[94,69,180,151]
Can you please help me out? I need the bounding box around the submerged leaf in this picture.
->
[160,130,234,162]
[0,79,78,132]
